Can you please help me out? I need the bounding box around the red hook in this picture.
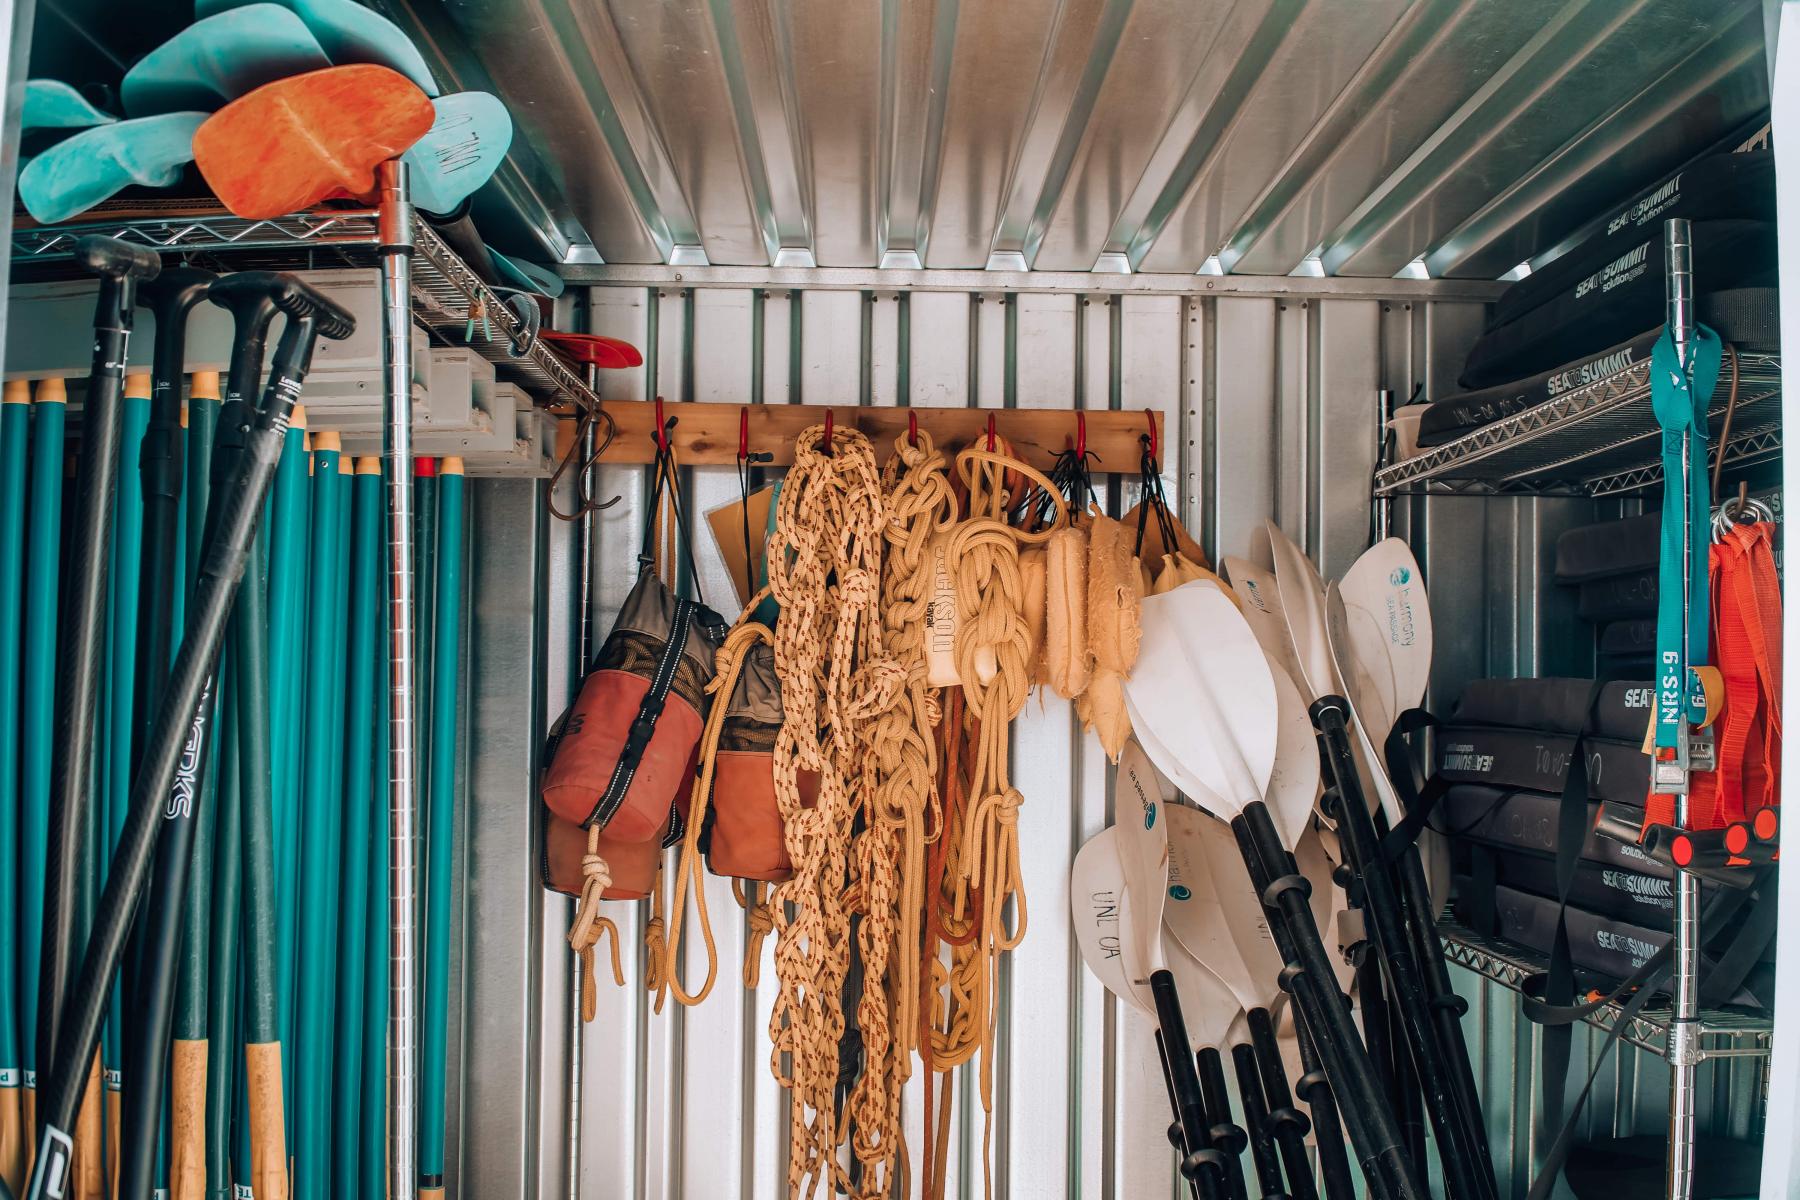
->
[1075,411,1087,459]
[654,395,668,451]
[738,407,750,462]
[822,409,834,455]
[908,409,919,447]
[1144,408,1158,463]
[986,411,996,452]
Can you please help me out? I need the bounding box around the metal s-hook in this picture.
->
[738,406,749,462]
[908,409,919,447]
[986,411,996,451]
[822,408,834,455]
[654,395,669,451]
[1144,408,1158,463]
[1075,411,1087,459]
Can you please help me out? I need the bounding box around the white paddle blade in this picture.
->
[1341,600,1400,728]
[1324,581,1407,826]
[1220,553,1308,694]
[1113,738,1174,975]
[1124,579,1277,818]
[1162,931,1247,1052]
[1266,662,1322,850]
[1340,537,1433,709]
[1165,803,1286,1013]
[1260,521,1344,705]
[1071,830,1154,1014]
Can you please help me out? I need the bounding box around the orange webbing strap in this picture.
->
[1646,520,1782,832]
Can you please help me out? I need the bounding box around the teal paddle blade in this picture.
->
[18,112,206,224]
[21,80,116,131]
[194,0,439,96]
[490,250,564,298]
[404,92,511,215]
[121,6,331,116]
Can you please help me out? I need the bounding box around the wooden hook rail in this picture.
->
[566,399,1162,473]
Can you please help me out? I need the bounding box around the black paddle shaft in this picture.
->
[1196,1046,1250,1200]
[26,282,353,1200]
[1310,697,1495,1200]
[1248,1007,1317,1200]
[36,236,162,1080]
[1230,803,1426,1200]
[1230,1041,1289,1200]
[1151,972,1230,1200]
[1292,1011,1357,1200]
[118,265,217,1200]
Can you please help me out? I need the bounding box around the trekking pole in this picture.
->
[37,237,161,1105]
[118,266,214,1200]
[24,281,354,1200]
[0,380,31,1195]
[1311,696,1491,1200]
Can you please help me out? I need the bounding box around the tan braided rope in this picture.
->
[766,424,897,1199]
[943,445,1065,1198]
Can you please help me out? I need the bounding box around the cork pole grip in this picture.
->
[168,1040,207,1200]
[0,1085,21,1196]
[246,1041,289,1200]
[74,1056,102,1200]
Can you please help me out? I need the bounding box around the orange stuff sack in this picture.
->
[541,564,724,842]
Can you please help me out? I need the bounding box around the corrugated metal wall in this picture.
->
[458,285,1766,1199]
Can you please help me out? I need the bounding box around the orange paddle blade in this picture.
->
[194,64,433,219]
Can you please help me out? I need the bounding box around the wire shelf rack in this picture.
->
[1439,919,1771,1059]
[1376,352,1782,497]
[10,205,598,414]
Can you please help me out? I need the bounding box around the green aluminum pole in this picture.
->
[294,432,345,1200]
[413,457,437,823]
[203,674,240,1200]
[169,370,221,1199]
[267,405,309,1148]
[102,371,151,1176]
[419,457,464,1197]
[333,455,381,1198]
[20,377,67,1154]
[0,380,32,1194]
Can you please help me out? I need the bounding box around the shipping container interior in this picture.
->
[2,2,1795,1199]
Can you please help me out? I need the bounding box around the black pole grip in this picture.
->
[73,234,161,283]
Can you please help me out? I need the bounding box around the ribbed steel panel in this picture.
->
[446,285,1766,1197]
[392,0,1766,276]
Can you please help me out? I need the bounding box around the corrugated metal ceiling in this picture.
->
[399,0,1770,277]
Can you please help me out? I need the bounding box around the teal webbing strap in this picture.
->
[1649,324,1722,753]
